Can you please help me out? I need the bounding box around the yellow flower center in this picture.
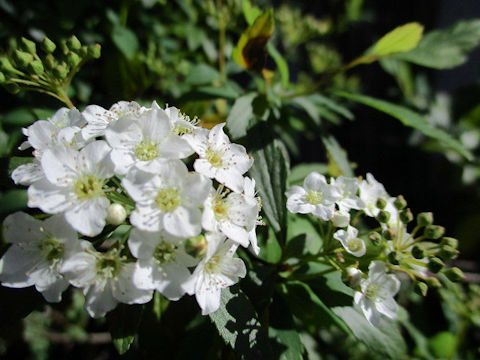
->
[205,255,221,274]
[74,175,103,200]
[154,241,176,263]
[205,147,223,168]
[346,238,363,252]
[39,236,64,262]
[305,190,322,205]
[96,254,122,279]
[155,188,181,212]
[213,196,229,220]
[135,140,159,161]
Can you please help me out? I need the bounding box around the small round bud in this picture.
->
[424,225,445,240]
[87,44,101,59]
[185,235,207,258]
[427,257,445,273]
[417,212,433,227]
[41,37,56,53]
[21,37,36,54]
[383,228,396,241]
[438,245,458,262]
[400,208,413,224]
[425,277,441,288]
[14,50,33,67]
[376,210,391,224]
[440,237,458,249]
[376,198,387,209]
[67,52,80,67]
[342,267,362,289]
[79,45,88,58]
[388,251,400,265]
[443,267,464,282]
[368,231,382,246]
[67,35,82,51]
[43,54,56,70]
[393,195,407,210]
[4,82,20,94]
[414,281,428,297]
[412,245,425,259]
[332,211,350,228]
[53,64,68,79]
[106,203,127,225]
[27,60,44,75]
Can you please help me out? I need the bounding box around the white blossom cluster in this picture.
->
[1,101,261,317]
[286,172,401,326]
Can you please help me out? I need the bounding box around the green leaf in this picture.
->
[111,24,139,60]
[428,332,457,359]
[242,0,262,25]
[269,293,304,360]
[291,96,321,126]
[107,304,144,355]
[371,22,424,58]
[209,286,273,360]
[396,19,480,69]
[185,83,241,100]
[226,93,256,139]
[248,138,290,241]
[267,43,290,88]
[184,64,220,86]
[332,306,407,359]
[283,281,351,334]
[309,94,354,121]
[335,91,474,160]
[2,108,36,126]
[322,135,354,177]
[286,213,322,256]
[0,189,27,215]
[289,163,328,185]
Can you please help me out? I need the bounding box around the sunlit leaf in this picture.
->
[226,93,256,139]
[107,304,144,355]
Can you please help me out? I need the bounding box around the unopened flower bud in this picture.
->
[185,234,207,258]
[376,198,387,209]
[0,72,5,84]
[383,228,396,241]
[87,44,101,59]
[27,60,44,75]
[53,64,68,79]
[4,82,20,94]
[43,54,56,70]
[79,45,88,58]
[417,212,433,227]
[425,277,441,288]
[394,195,407,210]
[0,57,17,74]
[414,281,428,297]
[368,231,382,246]
[41,37,56,53]
[427,257,444,273]
[67,52,80,67]
[106,203,127,225]
[412,245,425,259]
[14,50,33,67]
[332,211,350,228]
[438,245,458,261]
[342,267,362,289]
[424,225,445,240]
[376,210,390,224]
[400,208,413,224]
[440,237,458,249]
[444,267,464,282]
[67,35,82,51]
[21,37,36,54]
[388,251,400,265]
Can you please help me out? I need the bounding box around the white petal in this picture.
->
[304,172,327,191]
[77,141,113,178]
[65,197,109,237]
[113,263,153,304]
[163,207,201,238]
[38,277,69,302]
[220,222,249,247]
[376,297,398,319]
[11,161,44,185]
[85,281,118,318]
[41,147,77,186]
[28,179,75,213]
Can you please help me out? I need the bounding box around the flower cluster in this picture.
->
[1,101,261,317]
[286,171,463,326]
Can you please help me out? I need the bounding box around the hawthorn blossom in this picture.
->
[122,160,211,237]
[28,140,114,237]
[184,123,253,193]
[334,225,366,257]
[286,172,341,220]
[354,261,400,326]
[0,212,81,302]
[183,233,246,315]
[128,229,198,300]
[331,176,365,212]
[61,242,152,318]
[358,173,388,217]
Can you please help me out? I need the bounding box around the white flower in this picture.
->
[105,106,193,174]
[358,173,388,217]
[333,225,366,257]
[286,172,341,220]
[128,229,198,300]
[122,160,211,237]
[28,140,114,237]
[81,101,147,140]
[354,261,400,326]
[0,212,81,302]
[183,233,246,315]
[332,209,350,228]
[184,123,253,193]
[331,176,365,212]
[60,242,152,318]
[164,105,200,136]
[202,181,258,248]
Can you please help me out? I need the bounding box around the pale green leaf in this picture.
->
[111,24,139,60]
[242,0,262,25]
[371,22,424,57]
[322,136,354,177]
[184,64,220,86]
[289,163,328,185]
[226,93,256,139]
[267,43,290,88]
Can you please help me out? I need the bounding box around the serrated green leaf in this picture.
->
[335,91,474,160]
[111,24,139,60]
[107,304,144,355]
[209,286,273,360]
[322,135,354,177]
[396,19,480,69]
[226,93,256,139]
[184,63,220,86]
[291,96,321,125]
[371,22,424,57]
[332,306,407,359]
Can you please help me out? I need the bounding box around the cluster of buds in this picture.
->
[0,36,100,103]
